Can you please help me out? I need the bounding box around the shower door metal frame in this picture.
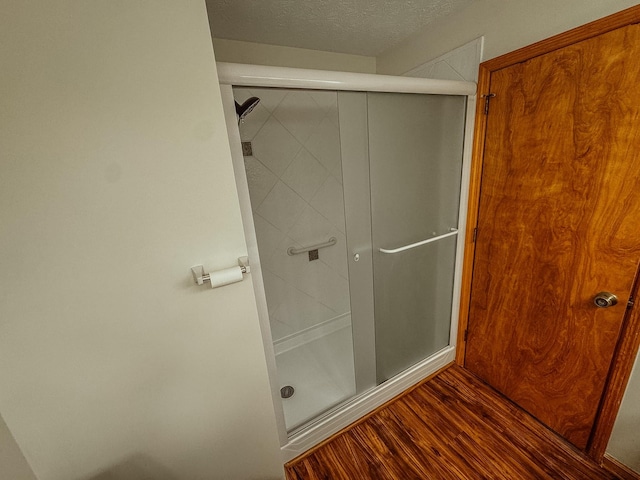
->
[218,63,477,462]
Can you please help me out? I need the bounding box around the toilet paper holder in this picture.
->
[191,257,250,287]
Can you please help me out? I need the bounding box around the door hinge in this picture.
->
[628,296,635,309]
[482,93,496,115]
[472,227,478,243]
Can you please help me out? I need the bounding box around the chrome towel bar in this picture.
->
[379,229,458,254]
[288,237,337,256]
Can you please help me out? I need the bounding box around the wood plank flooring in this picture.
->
[285,365,617,479]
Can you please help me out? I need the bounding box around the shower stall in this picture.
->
[218,63,476,458]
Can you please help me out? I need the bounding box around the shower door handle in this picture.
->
[379,229,458,254]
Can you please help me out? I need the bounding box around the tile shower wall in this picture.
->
[234,87,350,342]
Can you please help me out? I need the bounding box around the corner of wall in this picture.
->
[0,414,37,480]
[211,38,376,73]
[375,0,639,76]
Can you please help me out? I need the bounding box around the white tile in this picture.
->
[261,269,288,315]
[319,229,349,280]
[274,91,325,144]
[291,259,348,313]
[308,91,337,112]
[311,176,346,233]
[327,100,340,128]
[233,88,254,104]
[248,88,287,113]
[305,117,342,172]
[313,263,351,314]
[287,205,335,247]
[315,326,356,392]
[244,157,277,209]
[257,181,306,233]
[331,156,343,185]
[262,235,307,284]
[270,319,295,342]
[406,64,435,79]
[272,287,336,332]
[430,60,465,81]
[280,325,355,392]
[238,103,270,141]
[264,236,337,312]
[281,149,329,202]
[282,264,320,304]
[252,117,301,176]
[444,43,479,82]
[253,213,284,260]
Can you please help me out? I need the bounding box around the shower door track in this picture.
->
[217,62,476,95]
[218,62,478,462]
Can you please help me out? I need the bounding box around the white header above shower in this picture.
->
[216,62,477,96]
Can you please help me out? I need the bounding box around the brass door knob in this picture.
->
[594,292,618,308]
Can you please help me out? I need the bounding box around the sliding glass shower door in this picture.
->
[366,93,466,383]
[232,85,467,434]
[233,87,356,432]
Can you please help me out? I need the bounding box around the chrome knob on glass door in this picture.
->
[594,292,618,308]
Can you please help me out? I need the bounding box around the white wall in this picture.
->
[0,2,282,480]
[0,414,37,480]
[212,38,376,73]
[608,357,640,473]
[403,38,483,83]
[377,0,639,74]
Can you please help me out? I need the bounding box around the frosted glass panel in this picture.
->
[368,92,466,383]
[233,87,356,432]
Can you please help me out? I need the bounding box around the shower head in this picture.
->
[235,97,260,122]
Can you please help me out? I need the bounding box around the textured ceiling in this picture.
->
[206,0,475,57]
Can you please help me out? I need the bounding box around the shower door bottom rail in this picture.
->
[379,228,458,254]
[281,345,456,462]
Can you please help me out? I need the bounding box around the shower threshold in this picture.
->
[281,344,456,462]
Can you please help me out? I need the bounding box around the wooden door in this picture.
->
[465,23,640,449]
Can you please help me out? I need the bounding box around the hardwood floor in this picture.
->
[285,365,617,479]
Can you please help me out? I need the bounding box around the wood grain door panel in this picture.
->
[465,24,640,449]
